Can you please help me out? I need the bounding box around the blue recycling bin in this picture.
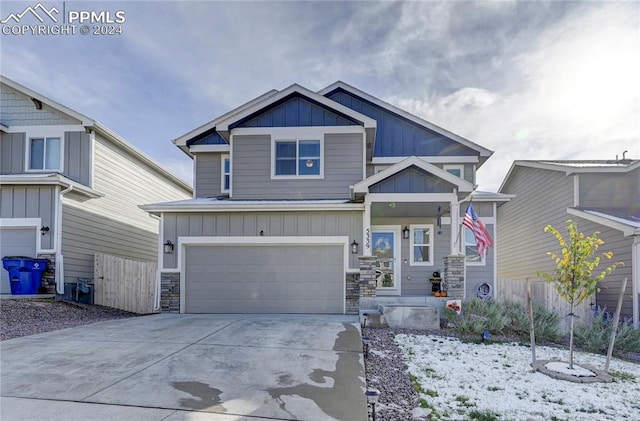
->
[2,257,48,295]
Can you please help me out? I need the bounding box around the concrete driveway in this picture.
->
[0,314,367,421]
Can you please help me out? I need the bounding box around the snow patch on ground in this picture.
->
[545,361,596,377]
[396,334,640,420]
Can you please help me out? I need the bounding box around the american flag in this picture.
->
[462,202,493,258]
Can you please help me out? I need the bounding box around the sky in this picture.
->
[1,0,639,191]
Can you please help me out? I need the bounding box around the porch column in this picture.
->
[363,198,372,256]
[450,200,460,255]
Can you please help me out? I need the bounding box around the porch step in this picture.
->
[360,311,388,328]
[381,305,440,330]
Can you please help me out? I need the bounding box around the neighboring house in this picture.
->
[0,76,192,296]
[497,160,640,327]
[142,81,512,314]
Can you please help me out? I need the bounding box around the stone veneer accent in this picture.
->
[160,272,180,313]
[358,256,377,299]
[345,272,360,314]
[444,254,465,299]
[37,254,56,294]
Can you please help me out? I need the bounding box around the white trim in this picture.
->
[362,132,367,181]
[221,154,230,193]
[492,202,498,296]
[190,144,230,153]
[366,193,459,203]
[632,237,639,328]
[371,225,401,296]
[141,201,364,214]
[566,208,640,236]
[443,164,465,180]
[573,175,580,207]
[271,137,324,179]
[353,156,475,195]
[156,213,165,310]
[450,200,461,255]
[318,81,493,158]
[363,202,372,256]
[177,236,350,314]
[228,136,234,197]
[215,84,376,132]
[3,124,86,134]
[0,218,46,253]
[233,126,365,137]
[88,130,95,188]
[24,128,66,173]
[0,173,103,199]
[409,224,435,266]
[372,156,479,164]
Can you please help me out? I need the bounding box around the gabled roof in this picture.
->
[351,156,475,197]
[567,206,640,236]
[499,159,640,192]
[318,81,493,163]
[1,75,192,193]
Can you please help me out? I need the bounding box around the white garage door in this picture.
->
[0,228,37,294]
[184,244,344,313]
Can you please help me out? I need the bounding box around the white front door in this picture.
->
[371,226,401,295]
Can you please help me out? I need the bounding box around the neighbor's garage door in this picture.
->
[184,244,344,313]
[0,228,37,294]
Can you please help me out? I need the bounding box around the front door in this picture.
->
[371,226,401,295]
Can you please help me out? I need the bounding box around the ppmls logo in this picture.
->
[1,2,126,36]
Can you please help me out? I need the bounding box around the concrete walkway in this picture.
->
[0,314,367,421]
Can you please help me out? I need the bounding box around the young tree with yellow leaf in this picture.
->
[537,220,621,368]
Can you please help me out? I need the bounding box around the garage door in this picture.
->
[0,228,37,294]
[184,244,344,313]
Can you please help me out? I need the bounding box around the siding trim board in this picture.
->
[567,208,640,237]
[178,236,350,314]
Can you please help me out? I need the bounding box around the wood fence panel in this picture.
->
[94,253,157,314]
[496,278,592,332]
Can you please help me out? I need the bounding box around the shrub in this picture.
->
[574,308,640,354]
[450,299,507,335]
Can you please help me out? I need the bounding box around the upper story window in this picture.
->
[273,139,322,178]
[464,227,485,265]
[29,137,61,171]
[444,164,464,180]
[221,154,230,192]
[410,224,434,266]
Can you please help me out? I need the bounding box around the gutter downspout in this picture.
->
[56,184,73,294]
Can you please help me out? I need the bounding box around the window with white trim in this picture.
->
[273,139,321,177]
[464,227,485,265]
[221,154,230,192]
[410,224,434,265]
[444,164,464,179]
[29,137,61,170]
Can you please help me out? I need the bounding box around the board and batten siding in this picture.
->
[572,216,634,319]
[0,186,56,249]
[579,169,640,208]
[194,153,223,198]
[497,167,575,284]
[162,210,363,269]
[0,132,26,174]
[63,132,91,185]
[0,83,81,126]
[231,133,363,200]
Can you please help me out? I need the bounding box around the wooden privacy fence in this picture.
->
[94,253,157,314]
[496,278,592,332]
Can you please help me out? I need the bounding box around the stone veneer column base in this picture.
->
[444,254,465,299]
[160,272,180,313]
[358,256,378,300]
[346,273,360,315]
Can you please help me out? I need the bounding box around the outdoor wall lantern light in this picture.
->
[163,240,174,254]
[40,226,50,236]
[403,226,410,239]
[350,240,359,254]
[365,389,381,421]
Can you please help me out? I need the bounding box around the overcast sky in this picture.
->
[2,0,638,191]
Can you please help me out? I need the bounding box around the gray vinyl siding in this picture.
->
[0,132,25,174]
[63,132,91,185]
[579,169,640,208]
[572,216,634,320]
[162,210,362,269]
[0,186,56,249]
[61,204,158,283]
[497,167,575,284]
[231,133,363,199]
[0,83,81,126]
[194,153,223,198]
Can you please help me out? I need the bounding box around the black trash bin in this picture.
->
[2,257,48,295]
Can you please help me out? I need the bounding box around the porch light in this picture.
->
[403,226,410,239]
[163,240,174,254]
[40,226,49,236]
[365,389,381,421]
[351,240,359,254]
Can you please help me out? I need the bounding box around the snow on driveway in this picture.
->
[396,335,640,420]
